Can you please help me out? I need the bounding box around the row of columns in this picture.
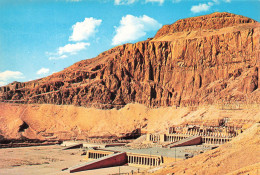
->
[202,137,232,144]
[169,127,240,138]
[165,135,188,142]
[88,152,109,159]
[127,155,160,166]
[149,134,160,142]
[148,133,233,145]
[180,130,236,138]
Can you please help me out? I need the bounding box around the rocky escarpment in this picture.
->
[154,12,257,38]
[0,12,259,109]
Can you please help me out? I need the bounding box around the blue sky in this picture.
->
[0,0,259,86]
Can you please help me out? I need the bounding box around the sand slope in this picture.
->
[0,103,259,141]
[152,123,260,175]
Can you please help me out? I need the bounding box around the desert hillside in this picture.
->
[150,123,260,175]
[0,12,259,109]
[0,102,259,140]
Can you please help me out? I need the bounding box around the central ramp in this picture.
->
[168,136,202,148]
[62,143,83,150]
[69,152,127,173]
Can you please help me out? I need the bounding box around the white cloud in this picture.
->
[49,55,68,60]
[0,70,24,81]
[145,0,164,5]
[0,81,7,86]
[58,42,90,55]
[112,15,162,45]
[37,68,50,75]
[190,0,231,13]
[69,17,102,42]
[59,55,68,59]
[114,0,136,5]
[191,3,211,13]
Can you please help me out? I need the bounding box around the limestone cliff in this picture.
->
[1,12,259,108]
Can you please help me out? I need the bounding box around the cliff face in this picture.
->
[154,12,257,38]
[1,12,259,108]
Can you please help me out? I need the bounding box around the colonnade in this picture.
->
[149,134,160,142]
[87,151,113,159]
[168,126,241,138]
[127,154,161,166]
[147,133,233,145]
[165,135,189,142]
[202,137,232,144]
[170,130,236,138]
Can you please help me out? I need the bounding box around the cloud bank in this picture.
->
[69,17,102,42]
[114,0,136,5]
[37,68,50,75]
[191,3,211,13]
[0,70,25,86]
[145,0,164,5]
[114,0,166,5]
[112,15,162,45]
[58,42,90,55]
[191,0,232,13]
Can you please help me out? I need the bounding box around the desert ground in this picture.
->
[0,145,143,175]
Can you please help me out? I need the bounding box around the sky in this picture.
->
[0,0,259,86]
